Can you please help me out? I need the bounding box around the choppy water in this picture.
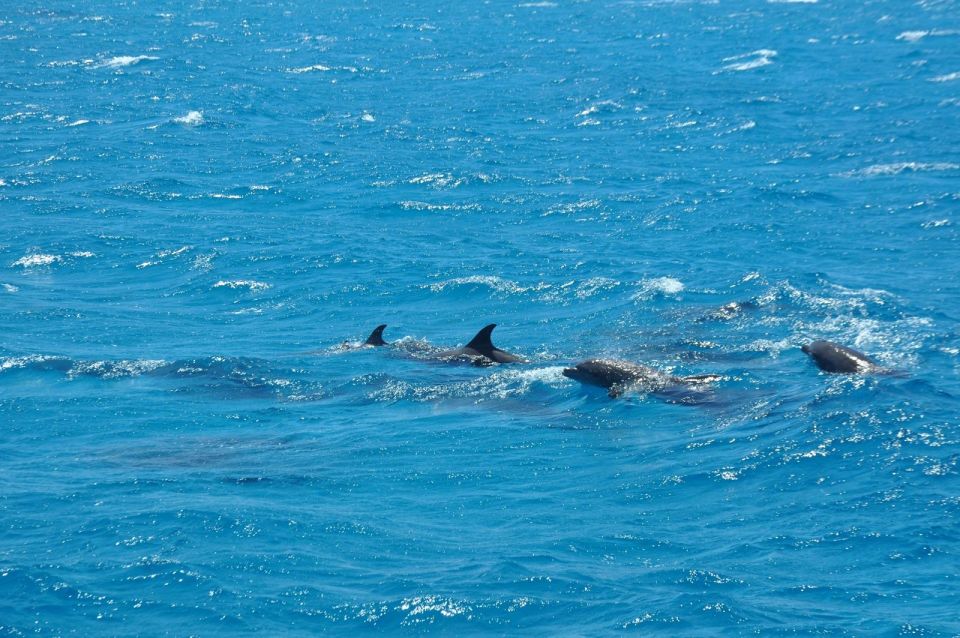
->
[2,0,960,634]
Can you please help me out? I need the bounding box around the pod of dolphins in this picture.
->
[354,323,898,399]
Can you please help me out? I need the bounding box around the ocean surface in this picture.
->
[2,0,959,634]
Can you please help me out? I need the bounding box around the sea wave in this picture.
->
[96,55,158,69]
[173,110,204,125]
[839,162,960,177]
[11,254,61,268]
[720,50,777,72]
[0,355,325,400]
[213,280,272,292]
[930,71,960,83]
[425,275,550,295]
[896,29,960,43]
[633,277,686,299]
[398,201,481,212]
[408,172,465,189]
[367,366,568,403]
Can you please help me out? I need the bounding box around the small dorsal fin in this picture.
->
[364,324,388,346]
[465,324,497,354]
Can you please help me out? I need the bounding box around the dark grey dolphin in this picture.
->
[801,340,889,374]
[562,358,722,398]
[364,324,389,346]
[436,324,526,365]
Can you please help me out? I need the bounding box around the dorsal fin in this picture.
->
[364,324,388,346]
[465,324,497,354]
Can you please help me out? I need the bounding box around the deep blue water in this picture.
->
[2,0,960,634]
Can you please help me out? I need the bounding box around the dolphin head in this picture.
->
[562,364,597,385]
[562,360,622,388]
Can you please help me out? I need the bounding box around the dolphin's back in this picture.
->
[439,324,526,364]
[563,359,667,387]
[802,340,877,373]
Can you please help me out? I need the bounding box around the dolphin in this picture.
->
[435,324,526,365]
[364,324,389,346]
[801,340,891,374]
[562,358,722,398]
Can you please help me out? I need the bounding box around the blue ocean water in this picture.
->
[2,0,959,634]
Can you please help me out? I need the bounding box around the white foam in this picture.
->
[575,277,621,299]
[209,193,242,199]
[518,1,557,6]
[741,337,795,356]
[373,365,568,403]
[157,246,191,258]
[473,366,569,399]
[898,31,929,43]
[931,71,960,83]
[360,112,375,122]
[12,254,61,268]
[213,280,271,292]
[1,354,61,372]
[725,120,756,134]
[398,201,480,212]
[426,275,548,295]
[173,110,204,125]
[287,64,332,73]
[0,179,6,187]
[575,100,622,117]
[69,251,95,258]
[192,253,215,271]
[634,277,685,299]
[826,282,895,301]
[767,0,817,3]
[68,359,168,380]
[922,219,951,228]
[67,119,90,127]
[841,162,960,177]
[399,596,469,620]
[897,29,960,43]
[408,172,463,188]
[138,245,191,268]
[0,112,38,123]
[286,64,358,74]
[721,49,777,72]
[97,55,158,69]
[2,283,17,293]
[542,199,601,217]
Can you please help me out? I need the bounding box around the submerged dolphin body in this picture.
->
[562,358,722,399]
[436,324,526,365]
[801,340,889,374]
[698,300,758,322]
